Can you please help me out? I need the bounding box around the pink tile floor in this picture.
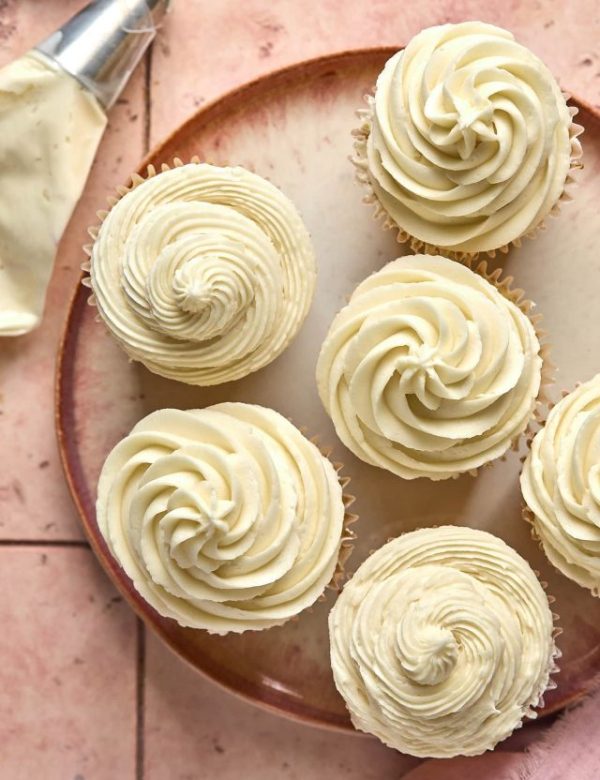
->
[0,1,598,777]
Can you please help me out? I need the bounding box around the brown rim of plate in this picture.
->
[55,46,600,732]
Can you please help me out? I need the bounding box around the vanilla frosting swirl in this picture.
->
[329,526,555,757]
[90,163,315,385]
[96,403,345,633]
[521,375,600,594]
[316,255,542,480]
[359,22,577,253]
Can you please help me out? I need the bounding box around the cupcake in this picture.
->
[96,403,350,633]
[353,22,583,258]
[521,375,600,595]
[87,161,315,385]
[329,526,557,757]
[316,254,545,480]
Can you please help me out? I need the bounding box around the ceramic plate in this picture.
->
[57,48,600,731]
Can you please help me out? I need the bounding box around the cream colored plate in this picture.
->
[57,48,600,731]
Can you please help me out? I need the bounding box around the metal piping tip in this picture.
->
[35,0,171,111]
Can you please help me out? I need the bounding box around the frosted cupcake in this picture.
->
[96,403,349,634]
[353,22,582,257]
[317,254,544,480]
[329,526,557,757]
[521,375,600,595]
[87,161,315,385]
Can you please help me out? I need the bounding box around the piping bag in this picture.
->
[0,0,170,337]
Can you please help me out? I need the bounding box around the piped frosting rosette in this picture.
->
[353,22,583,257]
[521,375,600,594]
[329,526,557,757]
[316,255,545,480]
[96,403,351,634]
[87,161,316,385]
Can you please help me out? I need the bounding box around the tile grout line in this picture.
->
[0,539,90,547]
[135,617,146,780]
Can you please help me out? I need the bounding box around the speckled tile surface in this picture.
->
[0,547,137,779]
[0,1,598,778]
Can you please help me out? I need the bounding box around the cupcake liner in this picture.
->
[521,498,597,600]
[523,502,550,569]
[308,431,357,596]
[530,571,562,715]
[523,504,600,598]
[351,92,584,263]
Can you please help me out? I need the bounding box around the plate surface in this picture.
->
[57,48,600,731]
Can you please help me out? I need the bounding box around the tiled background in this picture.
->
[0,1,598,778]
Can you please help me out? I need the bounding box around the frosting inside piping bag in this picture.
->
[0,51,106,336]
